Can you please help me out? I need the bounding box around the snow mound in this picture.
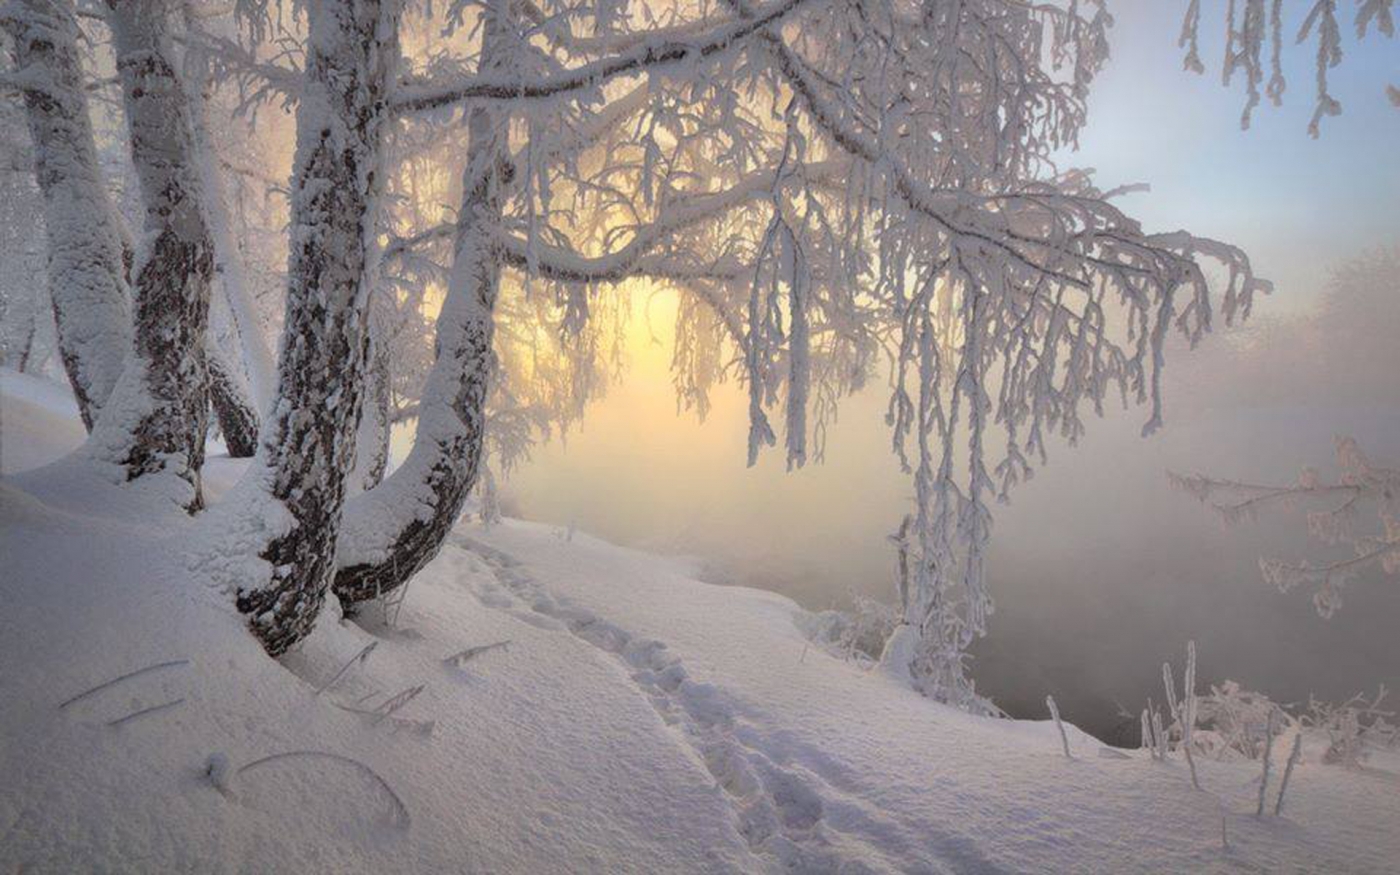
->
[2,376,1398,873]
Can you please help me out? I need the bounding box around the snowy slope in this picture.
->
[0,369,85,474]
[2,371,1398,873]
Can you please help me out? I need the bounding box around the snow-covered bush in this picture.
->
[1303,687,1399,767]
[798,595,899,665]
[1189,680,1292,761]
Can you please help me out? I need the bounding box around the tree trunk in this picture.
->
[348,321,392,493]
[177,0,278,413]
[332,11,508,607]
[205,337,258,457]
[229,0,401,655]
[2,0,131,429]
[83,0,214,511]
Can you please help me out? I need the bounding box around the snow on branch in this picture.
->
[391,0,812,113]
[1171,437,1399,617]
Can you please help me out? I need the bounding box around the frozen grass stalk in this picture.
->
[58,659,189,709]
[1183,641,1201,789]
[443,640,511,666]
[316,641,378,695]
[1047,695,1072,758]
[106,697,186,726]
[1152,708,1167,762]
[237,750,409,828]
[1274,732,1303,815]
[1257,710,1277,816]
[1162,662,1179,722]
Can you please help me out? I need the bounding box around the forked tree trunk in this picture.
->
[83,0,214,511]
[332,11,508,607]
[2,0,131,429]
[229,0,401,655]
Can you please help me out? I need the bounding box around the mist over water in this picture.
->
[497,272,1400,742]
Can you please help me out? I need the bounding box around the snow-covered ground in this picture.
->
[3,367,1398,873]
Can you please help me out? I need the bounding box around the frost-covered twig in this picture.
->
[1304,685,1398,766]
[1153,707,1168,762]
[58,659,189,709]
[1179,0,1399,135]
[443,640,512,666]
[1256,711,1278,816]
[107,697,186,727]
[1171,437,1400,618]
[370,685,424,723]
[1274,731,1303,815]
[1163,641,1203,788]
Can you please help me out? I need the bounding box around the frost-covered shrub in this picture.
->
[1303,687,1399,768]
[1191,681,1292,761]
[797,596,899,665]
[1189,681,1398,769]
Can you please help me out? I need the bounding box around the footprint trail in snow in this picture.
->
[449,531,991,875]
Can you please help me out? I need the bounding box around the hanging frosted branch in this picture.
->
[1171,436,1399,617]
[1184,0,1397,135]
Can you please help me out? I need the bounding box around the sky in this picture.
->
[1069,3,1399,313]
[493,2,1400,737]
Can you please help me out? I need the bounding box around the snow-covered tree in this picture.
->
[0,98,47,371]
[205,0,404,655]
[78,0,216,510]
[332,0,511,606]
[281,0,1265,671]
[3,0,258,468]
[1,0,131,428]
[10,0,1267,667]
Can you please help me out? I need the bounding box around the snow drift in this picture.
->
[2,368,1398,873]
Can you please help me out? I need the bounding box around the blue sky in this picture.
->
[1068,2,1398,313]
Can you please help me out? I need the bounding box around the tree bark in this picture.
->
[332,9,508,607]
[205,337,258,457]
[230,0,401,655]
[348,321,392,493]
[83,0,214,511]
[1,0,131,429]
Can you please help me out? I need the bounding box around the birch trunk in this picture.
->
[205,336,258,457]
[83,0,214,510]
[348,319,392,494]
[2,0,131,429]
[332,10,507,607]
[228,0,401,655]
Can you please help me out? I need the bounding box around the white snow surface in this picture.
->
[2,369,1398,873]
